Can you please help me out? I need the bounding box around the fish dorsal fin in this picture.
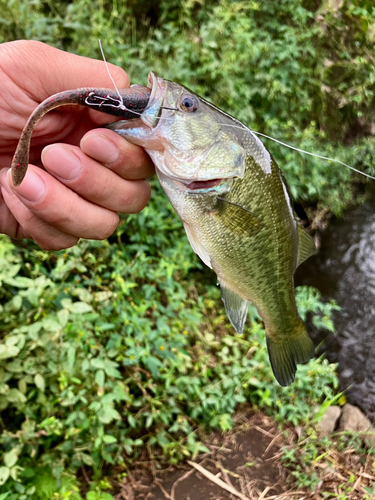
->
[296,224,316,268]
[212,197,262,238]
[219,281,248,333]
[183,222,212,269]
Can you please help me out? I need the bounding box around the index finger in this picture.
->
[80,129,155,180]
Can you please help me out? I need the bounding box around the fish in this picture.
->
[107,73,316,386]
[11,72,316,386]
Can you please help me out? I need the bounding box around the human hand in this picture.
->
[0,40,154,250]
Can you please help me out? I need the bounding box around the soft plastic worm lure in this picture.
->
[11,85,151,186]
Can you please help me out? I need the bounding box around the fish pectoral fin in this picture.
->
[212,197,262,238]
[296,224,316,268]
[183,222,212,269]
[220,282,248,333]
[266,324,315,386]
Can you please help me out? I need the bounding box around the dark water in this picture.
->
[295,192,375,421]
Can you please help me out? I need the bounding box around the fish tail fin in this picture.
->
[266,321,315,386]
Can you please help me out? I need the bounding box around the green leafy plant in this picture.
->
[0,219,339,498]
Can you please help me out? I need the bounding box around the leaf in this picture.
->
[95,369,105,387]
[18,378,27,394]
[6,389,26,404]
[80,453,95,466]
[0,345,20,360]
[9,466,20,481]
[198,444,210,453]
[4,450,19,468]
[143,355,162,377]
[67,346,76,370]
[42,318,62,332]
[57,309,69,328]
[146,414,153,429]
[102,435,117,444]
[98,406,121,424]
[94,291,113,302]
[90,358,105,370]
[27,322,42,340]
[34,374,45,392]
[101,494,114,500]
[69,302,93,314]
[10,295,22,310]
[128,414,136,428]
[0,467,9,486]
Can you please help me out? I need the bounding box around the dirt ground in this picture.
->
[113,411,298,500]
[107,408,375,500]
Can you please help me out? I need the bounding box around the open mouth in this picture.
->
[185,179,222,190]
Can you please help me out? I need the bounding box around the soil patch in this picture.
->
[107,408,375,500]
[114,411,294,500]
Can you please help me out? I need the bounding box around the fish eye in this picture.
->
[180,94,199,113]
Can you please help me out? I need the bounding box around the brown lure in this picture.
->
[11,85,151,186]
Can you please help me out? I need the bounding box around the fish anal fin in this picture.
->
[297,224,316,268]
[183,222,212,269]
[266,323,315,386]
[220,281,248,333]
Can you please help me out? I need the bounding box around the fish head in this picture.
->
[138,72,247,193]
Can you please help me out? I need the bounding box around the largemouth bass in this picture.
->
[108,73,316,386]
[11,72,315,386]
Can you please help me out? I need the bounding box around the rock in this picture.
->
[317,406,341,436]
[338,403,375,448]
[338,404,371,432]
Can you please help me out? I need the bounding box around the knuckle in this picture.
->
[123,182,151,214]
[95,174,111,200]
[41,201,75,228]
[94,214,119,240]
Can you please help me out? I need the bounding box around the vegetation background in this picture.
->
[0,0,374,498]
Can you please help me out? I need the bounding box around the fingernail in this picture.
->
[42,144,82,180]
[81,134,119,165]
[7,168,46,202]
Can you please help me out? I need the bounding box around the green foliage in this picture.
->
[281,428,375,498]
[0,207,338,498]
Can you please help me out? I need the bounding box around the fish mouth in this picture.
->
[140,72,165,128]
[185,179,223,190]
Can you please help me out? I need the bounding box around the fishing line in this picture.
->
[98,39,126,111]
[213,121,375,181]
[207,122,375,182]
[94,48,375,182]
[251,130,375,181]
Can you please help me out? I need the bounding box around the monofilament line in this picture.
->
[217,122,375,181]
[251,130,375,181]
[98,39,126,111]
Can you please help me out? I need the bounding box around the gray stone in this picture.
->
[338,403,375,448]
[317,406,341,436]
[338,404,371,432]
